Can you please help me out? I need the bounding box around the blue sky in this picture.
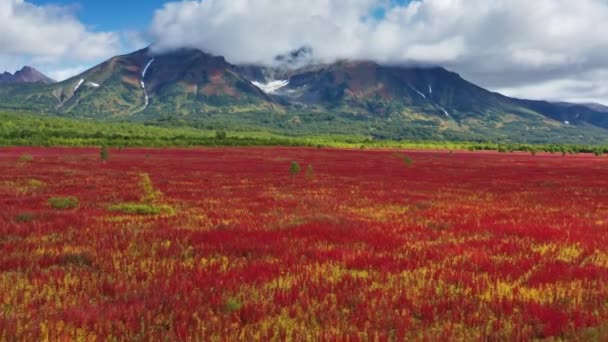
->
[28,0,411,31]
[29,0,167,31]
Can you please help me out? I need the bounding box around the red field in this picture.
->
[2,147,608,340]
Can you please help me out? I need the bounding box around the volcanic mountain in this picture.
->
[0,48,276,119]
[0,47,607,143]
[0,66,54,85]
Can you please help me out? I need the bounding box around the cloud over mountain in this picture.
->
[150,0,608,103]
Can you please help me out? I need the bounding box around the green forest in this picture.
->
[2,110,608,155]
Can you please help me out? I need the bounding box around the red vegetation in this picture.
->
[2,147,608,339]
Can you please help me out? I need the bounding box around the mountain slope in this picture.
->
[248,61,526,118]
[0,66,54,85]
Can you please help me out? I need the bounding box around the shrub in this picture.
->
[48,196,79,210]
[215,130,227,140]
[26,179,45,188]
[397,153,414,167]
[224,298,243,313]
[107,203,173,215]
[18,179,46,194]
[107,173,174,215]
[140,173,162,203]
[100,146,109,161]
[15,212,35,222]
[18,154,33,162]
[289,161,301,177]
[306,165,314,179]
[58,252,93,267]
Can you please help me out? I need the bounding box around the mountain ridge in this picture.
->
[0,47,607,144]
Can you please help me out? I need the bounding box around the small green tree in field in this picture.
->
[215,130,227,140]
[289,161,301,178]
[402,155,414,167]
[394,153,414,168]
[100,146,109,161]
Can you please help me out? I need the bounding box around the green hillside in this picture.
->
[3,111,608,155]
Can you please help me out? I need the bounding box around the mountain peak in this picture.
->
[0,66,55,85]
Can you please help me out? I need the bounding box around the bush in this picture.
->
[58,252,93,267]
[215,130,227,140]
[18,154,33,162]
[139,173,162,204]
[48,196,79,210]
[107,203,173,215]
[289,161,301,177]
[100,146,109,161]
[395,153,414,167]
[224,298,243,313]
[15,212,35,222]
[306,165,314,179]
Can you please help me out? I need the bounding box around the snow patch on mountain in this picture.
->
[87,82,100,88]
[142,59,155,78]
[73,79,84,93]
[252,79,289,94]
[140,59,155,110]
[409,84,426,99]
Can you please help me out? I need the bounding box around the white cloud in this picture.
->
[150,0,608,103]
[150,0,378,64]
[45,65,89,82]
[0,0,120,61]
[496,69,608,104]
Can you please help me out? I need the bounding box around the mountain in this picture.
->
[0,66,54,85]
[0,48,276,120]
[582,103,608,113]
[240,61,608,142]
[1,47,607,144]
